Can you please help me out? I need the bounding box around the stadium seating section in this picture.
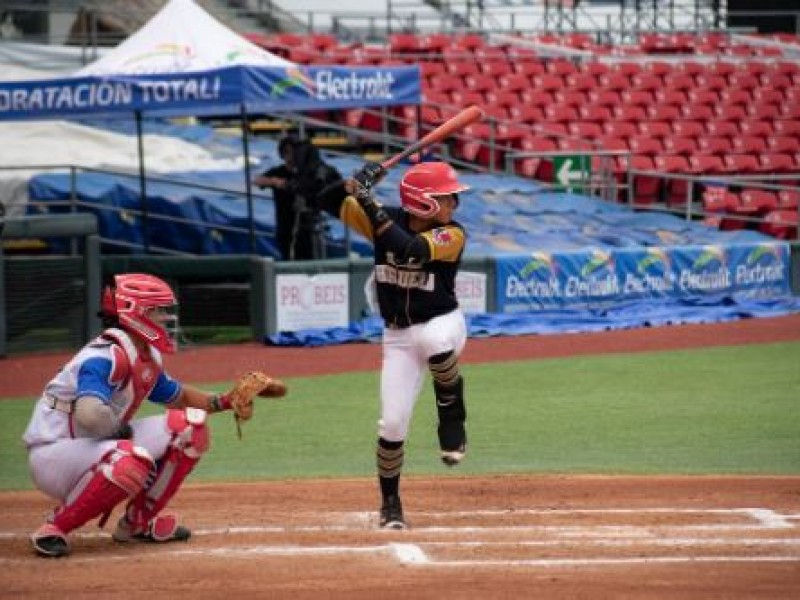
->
[243,31,800,240]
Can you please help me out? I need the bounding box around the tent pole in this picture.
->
[135,111,150,253]
[240,104,256,254]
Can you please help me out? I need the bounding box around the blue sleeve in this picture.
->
[148,371,181,405]
[76,357,116,403]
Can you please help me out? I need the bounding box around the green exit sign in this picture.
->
[552,155,591,192]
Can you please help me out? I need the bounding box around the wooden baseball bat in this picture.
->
[381,105,485,170]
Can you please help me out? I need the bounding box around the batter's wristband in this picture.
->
[209,393,233,413]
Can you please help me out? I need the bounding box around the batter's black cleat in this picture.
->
[112,514,191,544]
[380,495,407,530]
[438,417,467,467]
[31,523,70,558]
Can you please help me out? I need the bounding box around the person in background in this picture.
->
[255,136,342,260]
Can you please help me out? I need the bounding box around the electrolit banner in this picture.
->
[495,243,792,312]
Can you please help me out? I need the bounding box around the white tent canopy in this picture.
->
[76,0,292,76]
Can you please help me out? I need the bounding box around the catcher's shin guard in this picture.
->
[433,377,467,467]
[115,408,208,540]
[32,441,152,556]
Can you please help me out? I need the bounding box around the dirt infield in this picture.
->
[2,315,800,598]
[2,477,799,598]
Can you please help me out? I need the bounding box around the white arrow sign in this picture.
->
[557,158,586,187]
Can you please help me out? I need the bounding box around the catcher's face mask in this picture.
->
[109,273,180,354]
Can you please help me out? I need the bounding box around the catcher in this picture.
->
[22,273,287,558]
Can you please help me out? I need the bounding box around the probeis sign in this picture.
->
[553,155,591,192]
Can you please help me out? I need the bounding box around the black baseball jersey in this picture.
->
[320,185,465,328]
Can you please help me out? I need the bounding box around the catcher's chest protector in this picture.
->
[102,328,163,420]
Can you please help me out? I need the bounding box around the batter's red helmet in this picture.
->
[102,273,178,354]
[399,162,470,218]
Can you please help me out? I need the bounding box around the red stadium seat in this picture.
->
[596,135,629,153]
[578,104,612,123]
[727,73,761,90]
[704,120,739,138]
[732,136,768,154]
[643,61,673,77]
[653,89,687,106]
[671,120,705,138]
[724,154,762,174]
[780,104,800,119]
[630,73,662,91]
[751,88,785,105]
[389,33,421,54]
[511,59,545,78]
[419,61,446,78]
[629,136,662,155]
[520,89,554,108]
[557,137,594,152]
[498,73,529,93]
[687,88,719,106]
[647,104,681,121]
[739,120,774,137]
[707,61,736,78]
[614,104,648,122]
[759,72,792,89]
[587,89,621,107]
[662,73,695,91]
[598,72,630,91]
[451,90,486,107]
[509,105,545,124]
[696,136,732,156]
[465,74,495,93]
[564,73,597,91]
[638,121,672,139]
[773,120,800,137]
[427,74,463,94]
[675,61,704,77]
[621,89,653,106]
[759,153,796,173]
[603,121,638,138]
[690,154,727,175]
[681,104,715,121]
[447,61,480,78]
[553,90,588,107]
[739,189,779,214]
[544,104,579,123]
[760,210,799,240]
[579,61,611,77]
[746,103,782,120]
[714,103,748,121]
[531,74,565,92]
[545,59,579,77]
[654,155,692,206]
[479,59,513,79]
[767,136,800,154]
[778,190,800,209]
[718,88,751,105]
[484,90,519,110]
[568,122,604,139]
[662,136,697,155]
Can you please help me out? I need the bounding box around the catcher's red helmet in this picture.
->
[102,273,178,353]
[399,162,470,218]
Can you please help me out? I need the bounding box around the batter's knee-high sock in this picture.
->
[376,437,404,499]
[429,351,467,453]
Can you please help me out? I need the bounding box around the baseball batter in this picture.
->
[23,273,286,557]
[320,161,470,529]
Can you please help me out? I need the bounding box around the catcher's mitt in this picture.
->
[225,371,287,438]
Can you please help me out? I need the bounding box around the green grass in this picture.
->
[2,342,799,490]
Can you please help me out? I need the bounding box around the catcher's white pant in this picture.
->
[379,308,467,442]
[28,415,173,502]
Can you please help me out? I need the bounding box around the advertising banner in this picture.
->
[456,270,488,314]
[495,243,792,312]
[276,273,349,332]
